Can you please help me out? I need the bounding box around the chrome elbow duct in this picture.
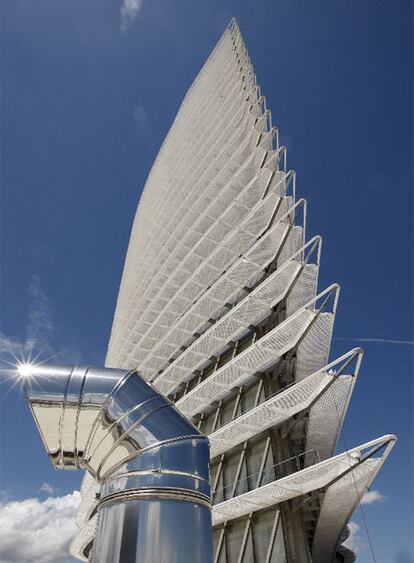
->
[22,365,212,563]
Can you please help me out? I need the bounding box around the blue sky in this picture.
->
[1,1,412,561]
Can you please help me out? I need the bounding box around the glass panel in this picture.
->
[220,395,238,428]
[212,527,223,561]
[241,527,254,563]
[261,443,276,487]
[213,463,224,505]
[201,410,217,435]
[246,439,267,491]
[226,519,246,563]
[252,509,275,561]
[234,453,249,497]
[242,380,262,413]
[223,451,242,500]
[270,517,287,563]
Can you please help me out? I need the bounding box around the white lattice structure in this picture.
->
[71,18,396,563]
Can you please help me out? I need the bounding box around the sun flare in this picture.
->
[17,363,34,378]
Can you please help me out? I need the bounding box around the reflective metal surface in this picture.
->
[94,499,212,563]
[22,364,212,562]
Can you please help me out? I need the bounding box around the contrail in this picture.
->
[334,337,414,346]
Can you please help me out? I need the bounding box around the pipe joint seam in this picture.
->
[98,487,212,510]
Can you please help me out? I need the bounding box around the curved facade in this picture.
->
[72,19,395,562]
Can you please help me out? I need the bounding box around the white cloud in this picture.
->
[0,275,84,386]
[0,275,54,375]
[361,489,386,505]
[133,105,148,124]
[39,483,59,496]
[120,0,143,31]
[343,521,367,555]
[0,490,13,503]
[342,492,387,555]
[26,275,54,353]
[0,333,28,368]
[0,491,81,563]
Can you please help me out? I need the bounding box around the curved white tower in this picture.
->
[72,18,395,562]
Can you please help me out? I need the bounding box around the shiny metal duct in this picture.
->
[21,364,212,563]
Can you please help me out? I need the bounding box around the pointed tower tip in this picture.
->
[228,17,239,31]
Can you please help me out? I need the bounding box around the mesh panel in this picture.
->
[141,217,292,380]
[286,263,318,316]
[154,259,301,394]
[176,308,315,417]
[209,370,333,458]
[106,26,265,367]
[70,514,97,562]
[311,459,382,562]
[212,455,357,526]
[76,473,100,530]
[306,375,354,463]
[121,189,282,371]
[295,313,335,380]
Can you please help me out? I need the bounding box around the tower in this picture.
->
[71,19,395,562]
